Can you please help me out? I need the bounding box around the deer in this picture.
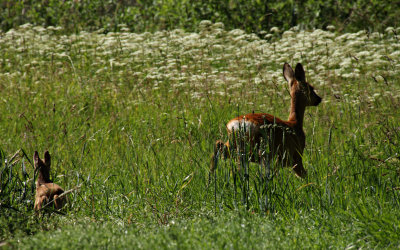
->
[211,62,322,178]
[34,151,66,211]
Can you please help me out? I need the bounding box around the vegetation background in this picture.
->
[0,0,399,249]
[1,0,399,34]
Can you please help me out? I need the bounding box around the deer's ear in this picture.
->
[295,63,306,82]
[283,63,295,86]
[44,151,51,167]
[34,151,40,169]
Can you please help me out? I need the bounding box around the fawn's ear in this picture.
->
[283,63,295,86]
[34,151,40,168]
[44,151,51,168]
[295,63,306,82]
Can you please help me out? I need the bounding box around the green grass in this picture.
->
[1,0,399,34]
[8,209,399,249]
[0,23,400,248]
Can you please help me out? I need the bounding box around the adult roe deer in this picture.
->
[34,151,66,211]
[211,62,322,178]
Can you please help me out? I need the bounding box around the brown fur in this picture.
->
[34,151,66,211]
[211,63,322,178]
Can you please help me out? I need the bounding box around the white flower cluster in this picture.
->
[0,23,399,104]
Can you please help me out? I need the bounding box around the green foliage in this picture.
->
[0,0,399,33]
[0,23,400,247]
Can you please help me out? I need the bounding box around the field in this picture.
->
[1,22,400,248]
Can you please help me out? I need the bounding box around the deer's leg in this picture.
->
[210,140,230,172]
[34,196,48,211]
[293,164,307,178]
[53,194,65,210]
[208,140,231,186]
[292,153,307,178]
[281,144,306,178]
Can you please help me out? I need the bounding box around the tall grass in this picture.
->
[0,23,399,247]
[1,0,399,34]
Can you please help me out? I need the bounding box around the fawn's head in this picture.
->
[34,151,51,183]
[283,63,322,107]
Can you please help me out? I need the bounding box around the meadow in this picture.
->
[1,22,400,248]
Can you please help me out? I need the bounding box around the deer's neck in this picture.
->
[288,94,306,130]
[36,170,51,185]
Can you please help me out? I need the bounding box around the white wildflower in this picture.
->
[356,51,370,58]
[264,34,273,39]
[213,22,225,29]
[385,27,394,33]
[326,25,335,31]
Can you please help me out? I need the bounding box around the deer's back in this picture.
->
[226,113,305,158]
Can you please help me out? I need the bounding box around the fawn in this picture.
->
[34,151,66,211]
[211,62,322,178]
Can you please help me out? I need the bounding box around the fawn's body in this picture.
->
[212,63,322,178]
[34,151,66,211]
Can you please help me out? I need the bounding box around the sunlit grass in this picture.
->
[0,23,399,248]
